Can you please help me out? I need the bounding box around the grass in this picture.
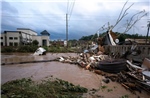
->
[107,89,113,92]
[120,94,129,98]
[101,85,107,89]
[1,78,88,98]
[1,46,78,53]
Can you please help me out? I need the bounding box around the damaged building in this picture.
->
[1,28,50,46]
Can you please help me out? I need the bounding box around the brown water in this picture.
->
[1,53,101,88]
[1,53,76,64]
[1,53,149,98]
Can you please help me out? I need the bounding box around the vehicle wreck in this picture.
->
[33,47,46,55]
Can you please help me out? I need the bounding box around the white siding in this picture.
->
[6,32,20,46]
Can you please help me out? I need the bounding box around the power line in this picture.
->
[67,0,73,14]
[2,13,66,15]
[1,14,66,20]
[1,13,66,17]
[68,0,75,21]
[67,0,69,13]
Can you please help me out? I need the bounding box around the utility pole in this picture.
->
[66,13,68,47]
[146,21,150,44]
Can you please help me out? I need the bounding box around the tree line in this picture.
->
[79,32,149,42]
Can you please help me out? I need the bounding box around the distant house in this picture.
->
[125,38,150,44]
[51,40,66,47]
[1,28,50,46]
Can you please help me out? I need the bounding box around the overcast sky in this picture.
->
[1,0,150,40]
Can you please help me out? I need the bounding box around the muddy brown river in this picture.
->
[1,53,149,98]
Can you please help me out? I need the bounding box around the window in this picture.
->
[1,37,3,39]
[9,37,13,40]
[14,37,18,40]
[9,42,13,46]
[1,42,3,46]
[42,39,47,46]
[14,42,18,46]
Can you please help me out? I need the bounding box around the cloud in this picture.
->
[1,0,150,40]
[2,1,18,14]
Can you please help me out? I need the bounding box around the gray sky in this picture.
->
[1,0,150,40]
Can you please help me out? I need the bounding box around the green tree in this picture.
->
[118,34,126,42]
[32,40,39,46]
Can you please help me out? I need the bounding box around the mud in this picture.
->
[1,53,149,98]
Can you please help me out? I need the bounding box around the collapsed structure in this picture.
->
[56,30,150,94]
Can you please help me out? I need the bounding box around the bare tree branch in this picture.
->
[116,0,128,22]
[123,10,147,33]
[98,0,147,38]
[111,1,134,30]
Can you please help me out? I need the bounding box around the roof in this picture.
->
[40,30,50,36]
[4,31,21,33]
[3,31,31,35]
[17,28,37,33]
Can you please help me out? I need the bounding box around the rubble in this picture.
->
[56,50,148,91]
[56,31,150,94]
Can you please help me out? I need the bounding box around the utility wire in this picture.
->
[67,0,73,14]
[68,0,75,21]
[1,14,66,20]
[67,0,69,13]
[2,13,66,17]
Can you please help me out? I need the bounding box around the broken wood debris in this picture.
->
[55,30,150,94]
[55,42,150,94]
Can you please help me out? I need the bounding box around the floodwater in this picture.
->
[1,53,149,98]
[1,53,101,89]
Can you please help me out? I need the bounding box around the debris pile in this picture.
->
[56,53,150,94]
[56,31,150,94]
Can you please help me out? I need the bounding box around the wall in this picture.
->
[41,36,50,46]
[1,33,5,46]
[5,32,20,46]
[32,36,42,46]
[32,36,50,46]
[1,29,50,46]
